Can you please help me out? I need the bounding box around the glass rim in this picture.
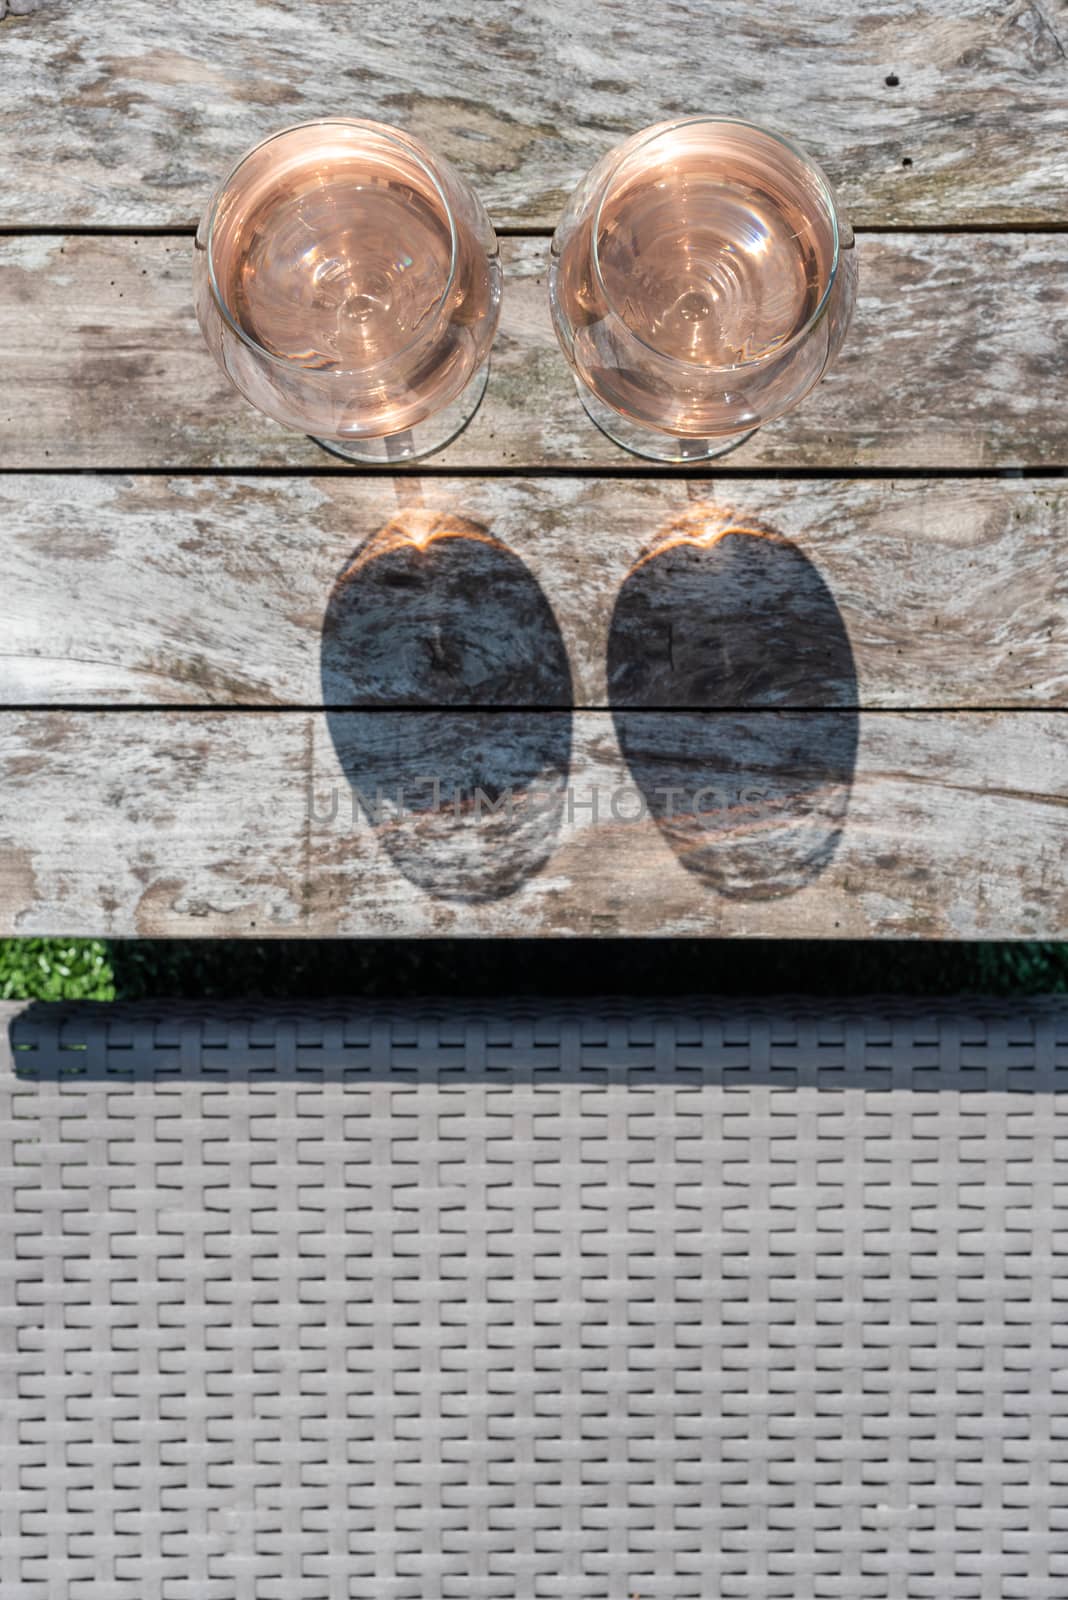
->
[589,115,844,375]
[201,117,460,375]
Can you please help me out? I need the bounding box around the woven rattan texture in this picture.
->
[1,999,1067,1599]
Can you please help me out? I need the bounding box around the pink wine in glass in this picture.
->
[549,118,857,462]
[195,120,501,462]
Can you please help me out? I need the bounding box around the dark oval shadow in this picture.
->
[321,511,572,904]
[607,509,858,900]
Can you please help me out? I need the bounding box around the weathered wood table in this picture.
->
[0,1,1065,939]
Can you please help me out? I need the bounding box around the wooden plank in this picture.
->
[1,1,1066,227]
[0,710,1063,938]
[0,234,1063,470]
[1,475,1065,710]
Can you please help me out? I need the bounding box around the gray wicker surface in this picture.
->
[2,997,1067,1598]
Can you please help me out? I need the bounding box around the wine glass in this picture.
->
[549,117,857,462]
[194,119,502,463]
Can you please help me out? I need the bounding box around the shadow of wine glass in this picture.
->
[321,510,572,903]
[607,506,858,900]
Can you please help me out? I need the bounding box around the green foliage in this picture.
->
[1,938,1065,1003]
[0,938,115,1001]
[108,939,1068,999]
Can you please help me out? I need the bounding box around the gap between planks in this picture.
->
[0,706,1064,716]
[2,466,1065,482]
[2,223,1068,237]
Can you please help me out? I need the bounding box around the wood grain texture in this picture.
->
[1,3,1063,947]
[0,234,1063,471]
[1,475,1065,709]
[0,710,1063,938]
[1,0,1066,226]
